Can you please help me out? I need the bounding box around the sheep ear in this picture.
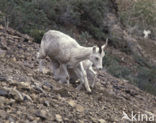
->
[93,46,96,53]
[102,38,108,50]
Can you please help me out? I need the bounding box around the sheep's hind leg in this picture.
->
[38,59,45,73]
[75,63,91,92]
[74,67,83,90]
[37,51,46,73]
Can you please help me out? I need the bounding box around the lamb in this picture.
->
[53,59,97,90]
[70,60,98,89]
[37,30,107,92]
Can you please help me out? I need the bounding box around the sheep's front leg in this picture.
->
[88,66,97,88]
[75,62,91,92]
[51,61,70,85]
[61,64,70,85]
[89,66,97,75]
[50,59,59,76]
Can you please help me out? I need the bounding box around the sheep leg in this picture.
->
[89,66,97,75]
[75,62,91,92]
[37,49,46,73]
[60,64,70,85]
[50,60,70,85]
[50,60,61,81]
[50,59,59,75]
[90,73,97,88]
[39,59,44,72]
[74,64,84,90]
[76,81,83,91]
[88,67,97,88]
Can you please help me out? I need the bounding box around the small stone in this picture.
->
[55,114,63,122]
[32,118,40,123]
[54,88,70,97]
[11,81,31,91]
[67,99,76,107]
[76,104,84,112]
[8,116,15,123]
[23,93,33,102]
[28,115,34,121]
[90,117,97,122]
[0,75,8,81]
[36,110,47,120]
[42,85,51,91]
[0,97,6,107]
[64,117,69,121]
[19,82,31,89]
[33,86,44,93]
[0,87,9,97]
[0,96,15,106]
[79,120,85,123]
[0,25,3,29]
[43,82,53,90]
[98,119,106,123]
[27,73,33,76]
[0,109,7,119]
[42,67,50,74]
[31,93,37,100]
[0,49,6,57]
[12,57,16,62]
[44,101,50,107]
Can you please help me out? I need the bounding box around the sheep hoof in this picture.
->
[87,88,92,93]
[91,84,95,88]
[66,82,70,87]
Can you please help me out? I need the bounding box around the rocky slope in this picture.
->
[0,25,155,123]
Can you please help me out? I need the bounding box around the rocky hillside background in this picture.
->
[0,0,156,122]
[0,25,155,123]
[0,0,155,95]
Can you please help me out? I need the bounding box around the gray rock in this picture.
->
[33,85,45,93]
[98,119,106,123]
[8,116,15,123]
[0,75,8,82]
[9,88,24,102]
[23,93,33,102]
[55,114,63,122]
[54,88,70,97]
[44,101,50,107]
[35,110,47,120]
[76,104,84,112]
[0,49,6,57]
[0,87,9,97]
[0,109,7,119]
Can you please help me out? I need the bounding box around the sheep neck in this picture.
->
[73,46,92,63]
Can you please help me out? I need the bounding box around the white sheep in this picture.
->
[143,30,151,39]
[71,60,98,89]
[37,30,107,92]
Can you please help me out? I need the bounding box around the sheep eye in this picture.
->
[95,57,99,61]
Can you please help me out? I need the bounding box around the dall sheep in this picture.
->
[37,30,108,92]
[71,60,98,90]
[143,30,151,39]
